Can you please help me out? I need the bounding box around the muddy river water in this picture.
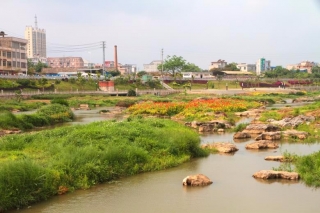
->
[11,105,320,213]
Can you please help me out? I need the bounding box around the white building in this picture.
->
[256,58,271,75]
[236,63,256,72]
[143,60,162,73]
[24,16,46,59]
[209,59,227,70]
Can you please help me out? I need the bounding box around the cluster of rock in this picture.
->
[185,120,232,133]
[267,115,315,128]
[182,174,213,186]
[292,97,315,103]
[264,156,285,162]
[72,104,91,110]
[201,143,238,153]
[234,122,309,143]
[253,170,299,180]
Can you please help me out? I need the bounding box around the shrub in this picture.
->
[233,123,249,132]
[51,98,69,106]
[36,104,74,124]
[128,89,136,97]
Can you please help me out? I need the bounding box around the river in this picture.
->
[9,104,320,213]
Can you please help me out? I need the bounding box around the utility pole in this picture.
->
[102,41,106,77]
[161,48,164,79]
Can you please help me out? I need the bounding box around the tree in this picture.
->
[35,61,48,73]
[157,55,186,76]
[182,63,202,72]
[224,62,239,71]
[137,71,148,77]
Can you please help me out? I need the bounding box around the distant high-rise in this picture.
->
[24,15,46,59]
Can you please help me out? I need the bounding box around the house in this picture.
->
[236,63,256,72]
[209,59,227,70]
[181,72,214,79]
[47,57,84,68]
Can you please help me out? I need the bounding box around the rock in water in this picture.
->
[253,170,299,180]
[245,140,279,149]
[182,174,213,186]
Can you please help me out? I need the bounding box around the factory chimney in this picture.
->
[114,45,118,71]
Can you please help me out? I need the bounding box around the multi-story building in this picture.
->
[236,63,256,72]
[143,60,162,73]
[296,61,316,73]
[47,57,84,68]
[24,16,46,59]
[0,35,28,74]
[256,58,271,75]
[209,59,227,70]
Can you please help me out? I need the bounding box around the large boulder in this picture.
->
[182,174,213,186]
[233,132,251,139]
[282,130,309,139]
[255,131,281,141]
[253,170,299,180]
[242,124,280,135]
[245,140,279,149]
[201,143,238,153]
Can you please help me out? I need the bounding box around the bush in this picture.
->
[51,98,69,106]
[128,89,136,97]
[36,104,74,124]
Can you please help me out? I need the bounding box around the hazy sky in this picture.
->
[1,0,320,70]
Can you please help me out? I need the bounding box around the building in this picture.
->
[47,57,84,68]
[296,61,316,73]
[0,34,28,74]
[256,58,271,75]
[209,59,227,70]
[24,16,46,59]
[286,61,316,73]
[143,60,162,73]
[236,63,256,72]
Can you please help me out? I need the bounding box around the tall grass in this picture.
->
[0,104,74,130]
[0,118,207,211]
[295,151,320,187]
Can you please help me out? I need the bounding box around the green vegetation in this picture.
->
[233,123,249,132]
[295,151,320,187]
[0,104,74,130]
[0,118,208,211]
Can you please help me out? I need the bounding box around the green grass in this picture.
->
[295,151,320,187]
[0,104,74,130]
[0,118,208,211]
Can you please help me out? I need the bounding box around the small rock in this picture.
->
[245,140,279,149]
[233,132,251,139]
[264,156,285,162]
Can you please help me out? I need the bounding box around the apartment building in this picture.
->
[0,36,28,74]
[47,57,84,68]
[24,16,46,59]
[256,58,271,75]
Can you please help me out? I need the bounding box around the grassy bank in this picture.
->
[0,104,74,131]
[0,118,207,211]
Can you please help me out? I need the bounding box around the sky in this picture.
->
[1,0,320,70]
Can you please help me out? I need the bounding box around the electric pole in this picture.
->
[161,48,164,79]
[102,41,106,77]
